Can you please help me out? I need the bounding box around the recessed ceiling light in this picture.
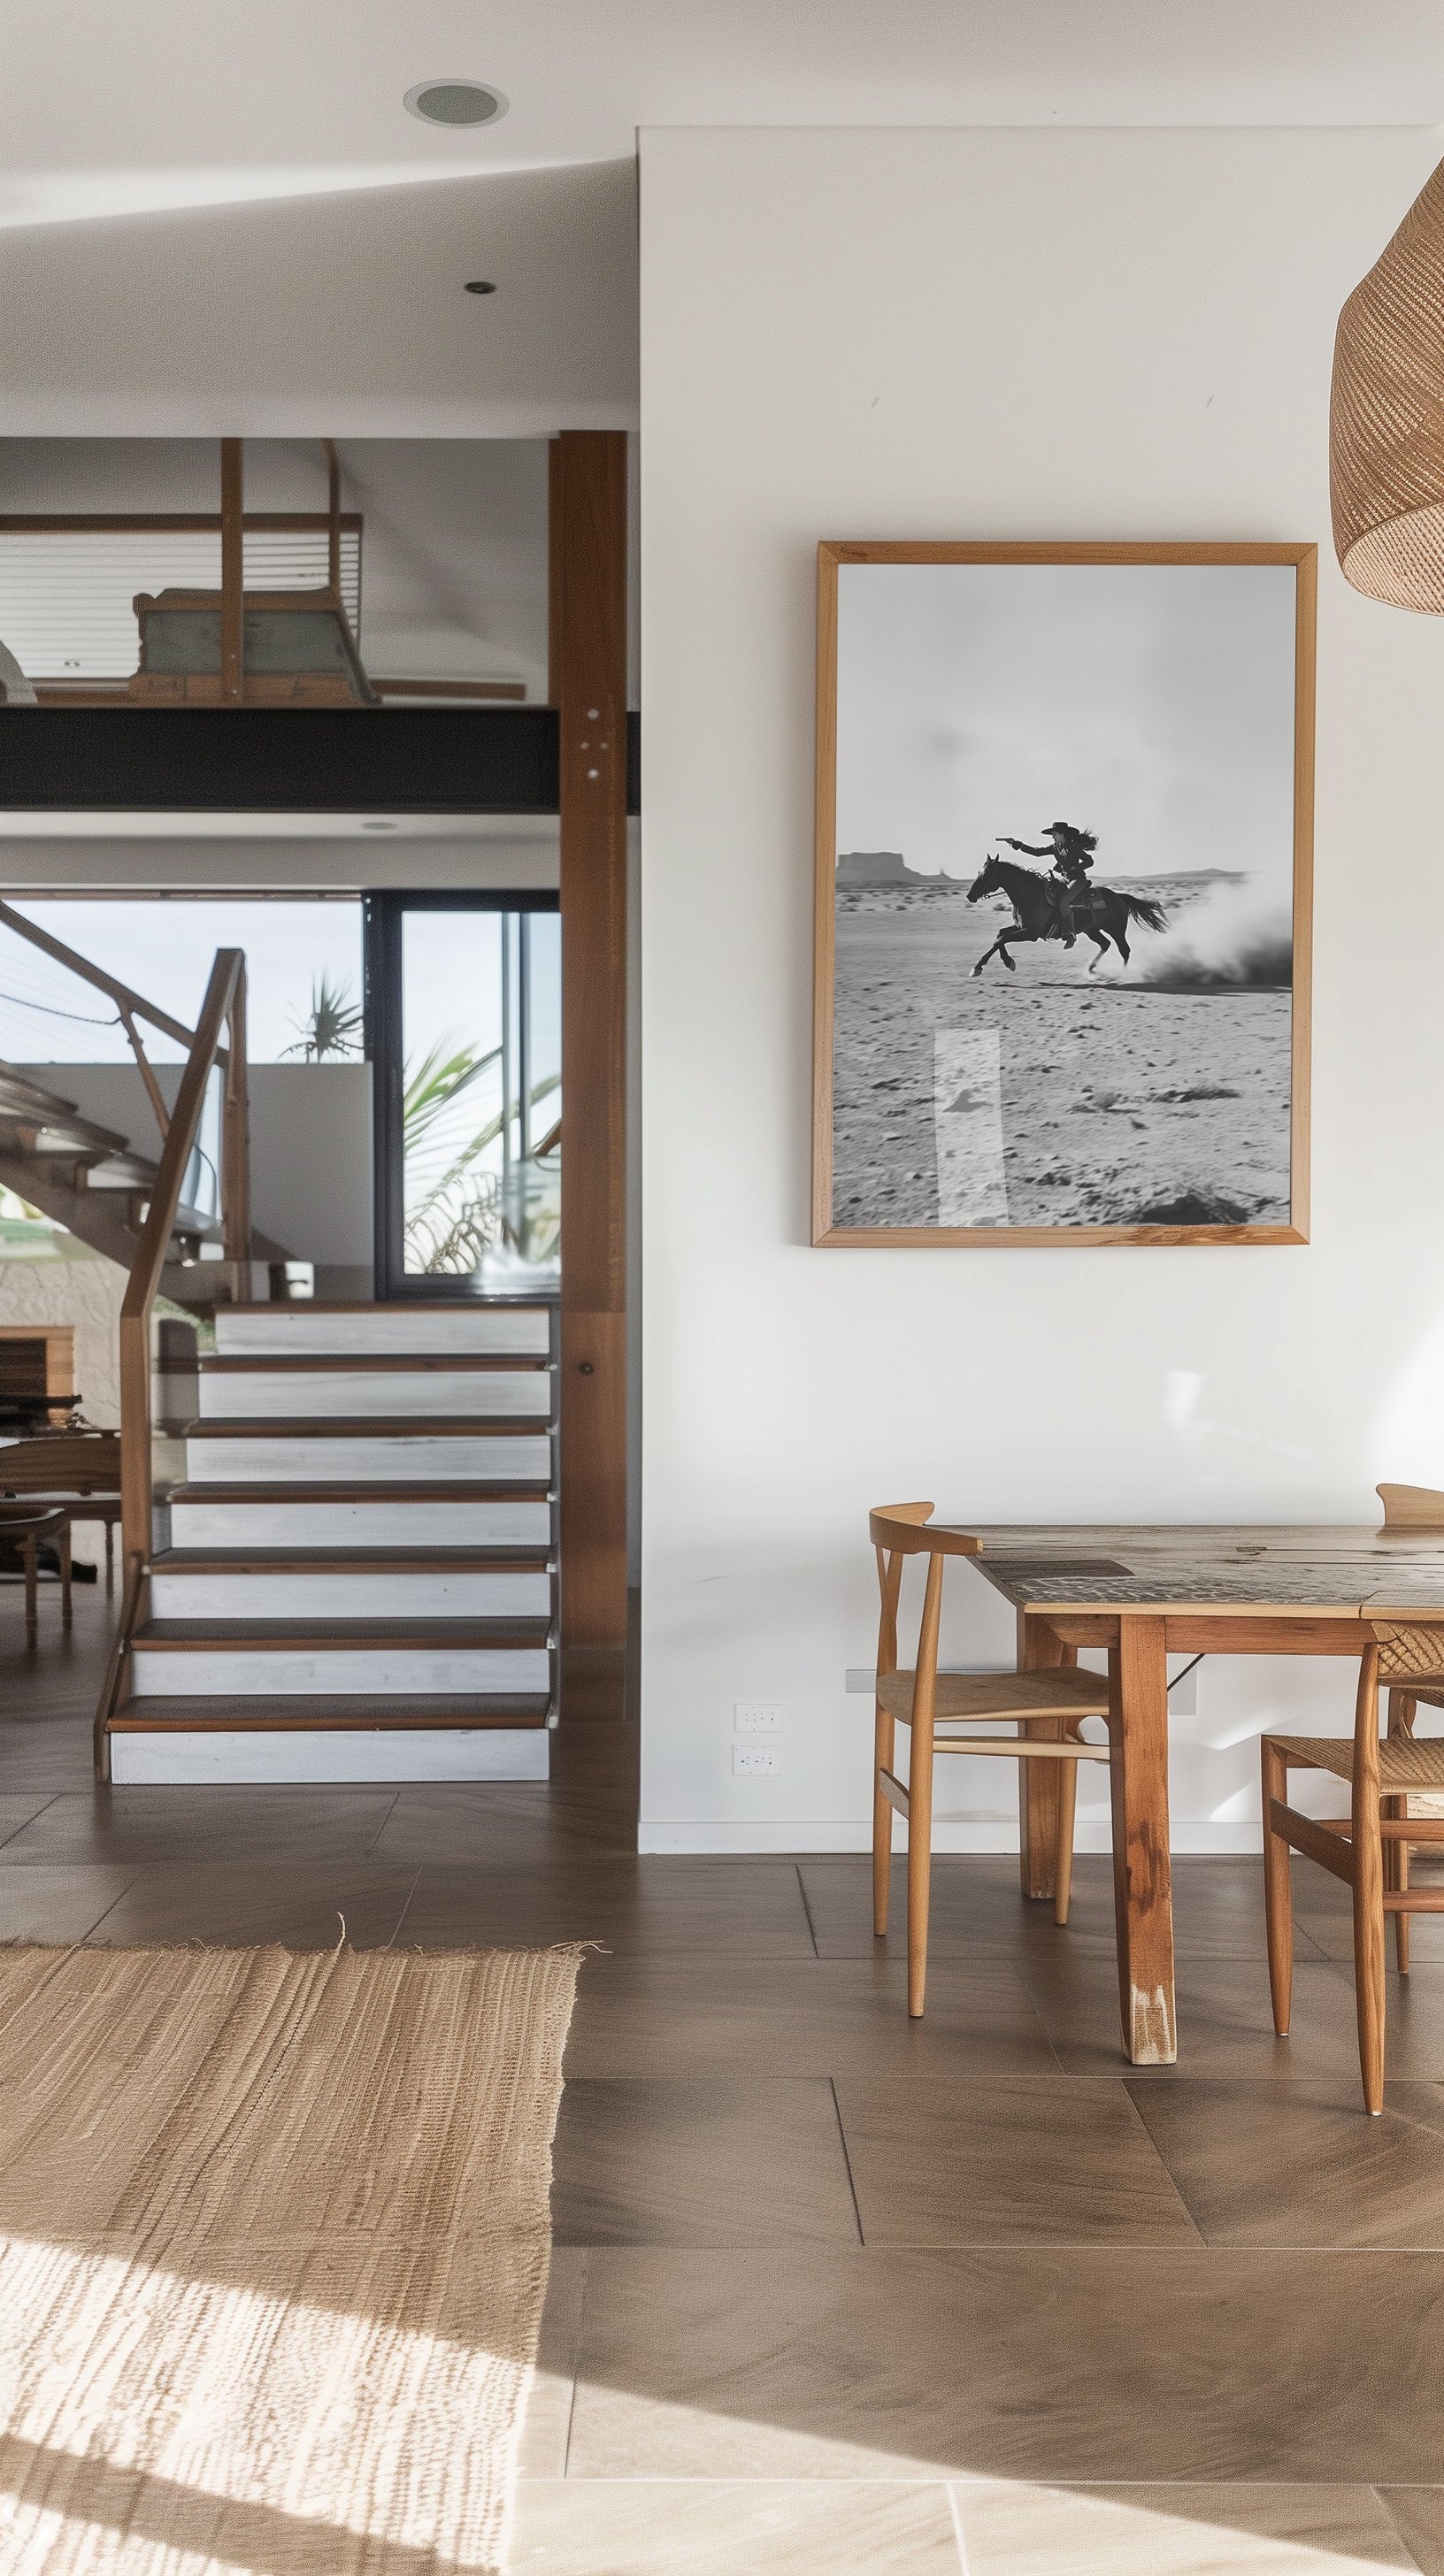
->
[362,819,398,832]
[403,79,508,129]
[465,280,497,296]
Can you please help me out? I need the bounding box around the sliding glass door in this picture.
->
[366,892,560,1298]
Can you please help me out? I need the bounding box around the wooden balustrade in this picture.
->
[111,953,249,1767]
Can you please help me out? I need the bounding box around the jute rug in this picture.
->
[0,1940,583,2575]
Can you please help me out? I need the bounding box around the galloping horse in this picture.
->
[966,854,1168,976]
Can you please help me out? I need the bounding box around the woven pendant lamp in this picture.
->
[1332,156,1444,609]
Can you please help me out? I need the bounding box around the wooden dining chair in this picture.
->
[871,1503,1114,2016]
[0,1503,73,1647]
[1263,1617,1444,2113]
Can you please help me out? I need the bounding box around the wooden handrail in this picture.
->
[0,896,216,1060]
[119,948,247,1568]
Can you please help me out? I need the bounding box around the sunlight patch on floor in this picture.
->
[0,2233,526,2574]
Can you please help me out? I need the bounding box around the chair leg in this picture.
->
[59,1518,73,1633]
[21,1537,36,1649]
[1053,1746,1079,1928]
[104,1516,115,1588]
[872,1697,895,1939]
[1261,1737,1294,2037]
[907,1718,936,2019]
[1353,1801,1386,2116]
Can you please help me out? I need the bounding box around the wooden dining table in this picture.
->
[962,1522,1444,2068]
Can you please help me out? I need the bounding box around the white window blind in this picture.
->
[0,528,362,681]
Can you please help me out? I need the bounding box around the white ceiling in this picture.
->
[3,0,1443,237]
[3,6,1439,444]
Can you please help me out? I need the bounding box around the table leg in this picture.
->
[1018,1611,1077,1900]
[1108,1614,1176,2066]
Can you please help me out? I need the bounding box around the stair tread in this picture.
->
[151,1548,554,1573]
[189,1417,554,1437]
[168,1481,552,1503]
[222,1300,556,1315]
[201,1353,551,1373]
[134,1617,553,1648]
[111,1693,553,1731]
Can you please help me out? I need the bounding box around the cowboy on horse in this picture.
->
[1000,821,1099,947]
[966,836,1168,976]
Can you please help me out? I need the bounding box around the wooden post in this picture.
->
[323,440,342,601]
[551,432,628,1653]
[219,438,244,703]
[222,963,250,1264]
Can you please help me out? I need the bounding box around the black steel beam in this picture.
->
[0,708,641,817]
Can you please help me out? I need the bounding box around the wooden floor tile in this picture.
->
[1377,2488,1444,2574]
[802,1856,1331,1964]
[552,2077,862,2246]
[950,2481,1419,2572]
[368,1777,636,1867]
[1128,2078,1444,2246]
[834,2076,1199,2246]
[517,2249,588,2482]
[1018,1947,1444,2081]
[563,1954,1061,2080]
[0,1862,140,1944]
[566,2245,1444,2482]
[0,1793,55,1852]
[87,1860,420,1951]
[1299,1905,1444,1966]
[0,1785,401,1867]
[510,2480,964,2572]
[397,1859,816,1956]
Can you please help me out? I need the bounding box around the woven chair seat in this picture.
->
[878,1668,1110,1726]
[1270,1732,1444,1791]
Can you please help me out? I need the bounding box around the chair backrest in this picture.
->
[871,1504,981,1697]
[1377,1483,1444,1532]
[868,1503,981,1560]
[1355,1618,1444,1783]
[1366,1618,1444,1688]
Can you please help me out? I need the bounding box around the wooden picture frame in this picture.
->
[813,540,1316,1247]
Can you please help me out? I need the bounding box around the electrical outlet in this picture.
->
[734,1744,780,1775]
[734,1701,785,1733]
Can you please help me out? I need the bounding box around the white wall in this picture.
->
[639,126,1444,1852]
[27,1063,373,1270]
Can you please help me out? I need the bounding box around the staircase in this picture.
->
[0,1056,284,1291]
[106,1300,557,1785]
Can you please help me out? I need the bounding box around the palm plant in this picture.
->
[401,1034,559,1274]
[284,973,365,1062]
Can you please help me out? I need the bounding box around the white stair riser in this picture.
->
[111,1730,551,1783]
[131,1646,553,1696]
[198,1369,553,1421]
[185,1433,552,1483]
[217,1309,551,1358]
[148,1555,551,1617]
[169,1499,552,1548]
[149,1570,553,1619]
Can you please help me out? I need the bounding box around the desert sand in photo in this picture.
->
[832,872,1292,1231]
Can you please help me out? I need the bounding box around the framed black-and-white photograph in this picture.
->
[813,541,1315,1246]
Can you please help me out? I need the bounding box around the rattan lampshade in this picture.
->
[1332,156,1444,610]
